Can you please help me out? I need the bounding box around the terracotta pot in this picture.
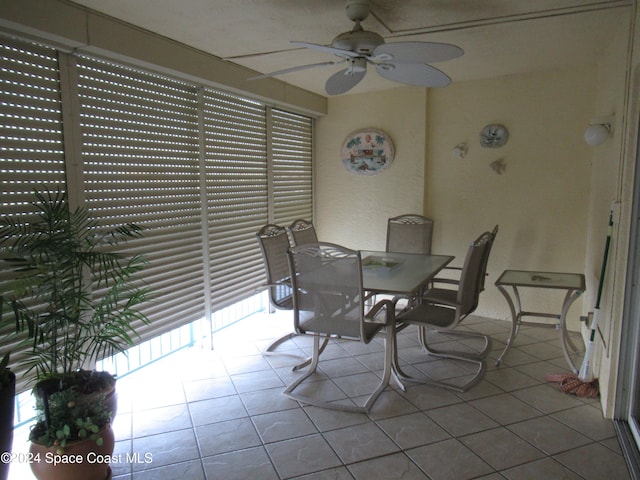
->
[29,424,115,480]
[74,382,118,423]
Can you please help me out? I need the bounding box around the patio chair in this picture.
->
[384,214,435,310]
[255,224,300,355]
[425,225,499,305]
[393,230,494,392]
[287,219,318,246]
[256,224,329,366]
[386,214,434,254]
[284,242,396,413]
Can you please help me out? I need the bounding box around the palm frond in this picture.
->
[0,187,150,379]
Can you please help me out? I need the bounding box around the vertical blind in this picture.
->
[0,34,313,393]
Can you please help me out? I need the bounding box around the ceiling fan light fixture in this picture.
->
[348,57,367,73]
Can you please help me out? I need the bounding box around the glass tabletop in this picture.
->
[495,269,585,290]
[360,251,454,295]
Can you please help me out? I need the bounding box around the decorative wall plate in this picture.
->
[479,124,509,148]
[341,128,394,175]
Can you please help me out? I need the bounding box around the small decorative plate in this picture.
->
[479,124,509,148]
[341,128,394,175]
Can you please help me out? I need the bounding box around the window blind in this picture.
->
[77,55,206,345]
[272,109,313,226]
[1,34,314,393]
[0,36,66,393]
[203,90,268,311]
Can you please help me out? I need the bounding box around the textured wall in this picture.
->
[425,67,596,324]
[315,87,427,251]
[316,68,597,329]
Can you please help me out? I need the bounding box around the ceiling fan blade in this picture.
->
[373,42,463,64]
[325,68,366,95]
[291,41,359,58]
[375,62,452,88]
[248,61,340,80]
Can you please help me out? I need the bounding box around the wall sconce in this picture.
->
[584,117,613,146]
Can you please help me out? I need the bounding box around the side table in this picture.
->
[495,269,585,372]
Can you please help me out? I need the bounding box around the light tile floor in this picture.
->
[8,311,631,480]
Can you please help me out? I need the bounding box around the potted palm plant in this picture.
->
[0,188,150,480]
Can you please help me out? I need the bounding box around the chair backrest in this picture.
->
[386,214,434,254]
[287,219,318,247]
[287,242,368,341]
[256,224,292,310]
[478,225,499,291]
[456,231,494,315]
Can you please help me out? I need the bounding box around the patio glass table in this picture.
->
[359,251,454,390]
[495,269,585,372]
[360,251,454,295]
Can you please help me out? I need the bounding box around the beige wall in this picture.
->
[425,68,596,324]
[316,67,597,328]
[594,5,637,416]
[314,10,637,415]
[315,87,428,251]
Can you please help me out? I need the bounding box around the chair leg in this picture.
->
[263,329,331,372]
[394,355,486,393]
[396,326,488,393]
[283,334,322,402]
[420,328,492,360]
[292,336,330,371]
[390,326,407,392]
[263,332,307,360]
[284,330,393,413]
[361,322,395,411]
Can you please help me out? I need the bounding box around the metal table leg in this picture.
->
[495,284,521,366]
[559,288,583,374]
[496,285,583,372]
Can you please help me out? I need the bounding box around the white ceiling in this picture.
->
[69,0,632,97]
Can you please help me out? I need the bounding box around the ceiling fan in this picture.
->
[249,0,463,95]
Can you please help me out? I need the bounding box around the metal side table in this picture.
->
[495,269,585,372]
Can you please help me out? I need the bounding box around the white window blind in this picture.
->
[1,34,314,393]
[0,38,66,212]
[77,55,207,345]
[0,36,66,393]
[272,109,313,225]
[203,90,268,311]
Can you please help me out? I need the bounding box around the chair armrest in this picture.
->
[425,297,459,308]
[365,299,395,325]
[255,279,291,292]
[431,278,460,286]
[431,266,463,284]
[415,288,460,308]
[431,267,488,287]
[390,294,411,308]
[442,266,463,272]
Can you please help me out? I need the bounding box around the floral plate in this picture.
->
[341,128,394,175]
